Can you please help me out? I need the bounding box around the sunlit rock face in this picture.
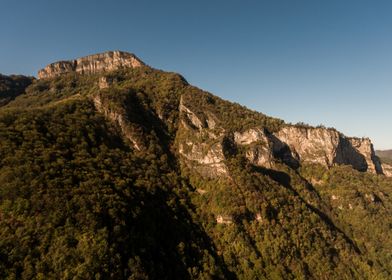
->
[92,94,143,151]
[38,51,144,79]
[176,101,387,178]
[272,126,384,175]
[381,163,392,177]
[274,126,341,167]
[177,95,229,178]
[346,137,383,174]
[234,128,274,168]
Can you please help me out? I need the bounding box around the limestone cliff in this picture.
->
[273,126,383,174]
[92,94,143,151]
[274,126,340,167]
[177,94,228,177]
[38,51,144,79]
[176,99,387,177]
[234,128,274,168]
[346,137,383,174]
[382,163,392,177]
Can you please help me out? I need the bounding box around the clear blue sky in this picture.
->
[1,0,392,149]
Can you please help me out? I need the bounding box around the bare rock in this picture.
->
[234,128,266,145]
[274,126,340,166]
[347,137,382,174]
[178,141,228,177]
[273,126,383,174]
[381,163,392,177]
[177,95,228,178]
[98,76,117,89]
[216,215,233,224]
[234,128,273,168]
[38,51,144,79]
[92,94,143,151]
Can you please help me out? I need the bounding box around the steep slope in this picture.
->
[0,51,391,279]
[0,67,229,279]
[0,74,33,106]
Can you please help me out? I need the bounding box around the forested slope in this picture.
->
[0,65,391,279]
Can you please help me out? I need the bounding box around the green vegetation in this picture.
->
[0,67,391,279]
[0,74,33,106]
[300,164,392,276]
[181,87,284,133]
[0,96,226,279]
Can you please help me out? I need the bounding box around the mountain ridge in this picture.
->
[34,51,389,177]
[0,51,391,279]
[37,51,145,79]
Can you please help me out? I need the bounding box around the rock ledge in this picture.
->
[38,51,144,79]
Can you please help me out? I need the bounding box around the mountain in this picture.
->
[376,150,392,176]
[0,51,391,279]
[377,150,392,162]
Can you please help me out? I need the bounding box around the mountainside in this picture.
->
[0,51,391,279]
[377,150,392,162]
[0,74,34,106]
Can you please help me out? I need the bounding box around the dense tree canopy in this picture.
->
[0,68,391,279]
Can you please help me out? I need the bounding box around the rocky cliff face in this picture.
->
[38,51,144,79]
[382,163,392,177]
[273,126,383,174]
[177,95,229,177]
[176,100,387,177]
[274,126,340,167]
[346,137,383,173]
[234,128,274,168]
[92,94,144,151]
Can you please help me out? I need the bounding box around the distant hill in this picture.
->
[0,51,392,279]
[376,149,392,164]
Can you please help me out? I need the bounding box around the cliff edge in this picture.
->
[176,91,387,177]
[38,51,144,79]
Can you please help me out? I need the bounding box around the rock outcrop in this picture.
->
[177,95,229,178]
[98,76,117,89]
[274,126,340,167]
[234,128,274,168]
[273,126,383,174]
[346,137,383,174]
[178,108,388,177]
[216,215,233,224]
[382,163,392,177]
[38,51,144,79]
[92,94,144,151]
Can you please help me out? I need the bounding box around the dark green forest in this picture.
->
[0,67,391,279]
[0,74,33,106]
